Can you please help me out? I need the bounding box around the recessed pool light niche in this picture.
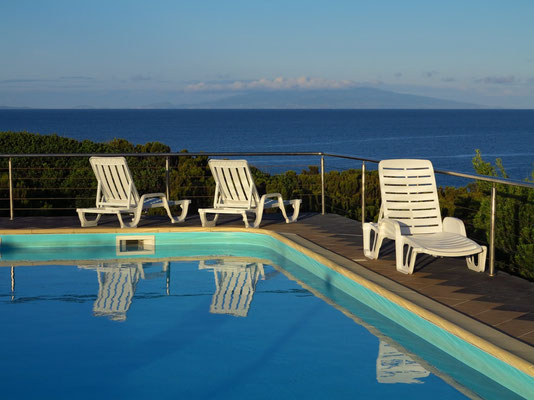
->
[116,235,155,256]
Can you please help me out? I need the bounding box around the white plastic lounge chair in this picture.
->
[363,159,487,274]
[77,156,190,228]
[198,159,301,228]
[199,259,265,317]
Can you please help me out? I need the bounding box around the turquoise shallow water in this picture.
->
[0,232,531,399]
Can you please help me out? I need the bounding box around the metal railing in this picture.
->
[2,151,533,278]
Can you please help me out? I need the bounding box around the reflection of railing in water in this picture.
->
[199,259,265,317]
[10,266,15,302]
[376,340,429,384]
[79,261,169,321]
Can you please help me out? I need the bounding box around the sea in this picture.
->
[1,109,533,185]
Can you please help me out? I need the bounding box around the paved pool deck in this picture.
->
[1,212,533,356]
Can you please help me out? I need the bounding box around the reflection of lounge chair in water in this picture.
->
[92,262,144,321]
[376,340,430,384]
[199,260,265,317]
[79,261,169,321]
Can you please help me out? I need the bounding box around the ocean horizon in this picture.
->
[1,109,533,183]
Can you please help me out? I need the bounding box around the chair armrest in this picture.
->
[259,193,284,206]
[262,193,283,199]
[139,193,166,202]
[258,193,284,208]
[378,218,403,240]
[443,217,467,236]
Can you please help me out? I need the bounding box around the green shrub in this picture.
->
[2,132,533,280]
[471,150,534,280]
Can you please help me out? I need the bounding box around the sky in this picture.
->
[1,0,533,108]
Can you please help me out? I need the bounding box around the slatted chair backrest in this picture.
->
[208,159,260,209]
[90,157,140,208]
[379,159,442,235]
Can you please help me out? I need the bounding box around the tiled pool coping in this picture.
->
[1,225,533,394]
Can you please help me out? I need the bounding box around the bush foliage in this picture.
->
[1,132,533,280]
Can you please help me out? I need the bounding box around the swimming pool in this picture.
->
[1,231,532,399]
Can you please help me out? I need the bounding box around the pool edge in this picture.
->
[271,230,534,379]
[1,225,533,380]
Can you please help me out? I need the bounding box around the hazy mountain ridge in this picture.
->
[1,87,485,109]
[177,87,483,109]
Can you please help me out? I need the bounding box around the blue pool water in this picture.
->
[1,260,471,400]
[0,232,530,399]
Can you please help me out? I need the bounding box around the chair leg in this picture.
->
[252,208,264,228]
[77,211,102,227]
[278,199,301,224]
[241,212,251,228]
[363,223,384,260]
[466,246,487,272]
[165,199,191,224]
[396,240,418,274]
[286,199,301,223]
[199,211,219,227]
[265,195,292,224]
[117,211,140,228]
[116,212,126,228]
[272,197,301,224]
[132,207,144,228]
[363,223,372,257]
[372,233,385,260]
[275,198,289,223]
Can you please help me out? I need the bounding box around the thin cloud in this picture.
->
[185,76,358,92]
[0,78,47,84]
[476,75,518,84]
[441,77,456,82]
[131,74,153,82]
[59,76,94,81]
[1,76,94,85]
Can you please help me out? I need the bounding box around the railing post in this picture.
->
[361,161,365,224]
[489,183,496,277]
[165,156,170,199]
[320,155,325,215]
[9,157,14,220]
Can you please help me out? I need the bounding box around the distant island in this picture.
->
[174,87,483,109]
[1,87,484,110]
